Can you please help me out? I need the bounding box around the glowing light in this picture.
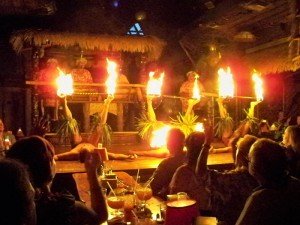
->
[105,59,118,96]
[146,71,164,96]
[194,123,204,132]
[150,125,171,148]
[192,74,201,100]
[56,67,74,98]
[218,67,234,98]
[252,70,264,101]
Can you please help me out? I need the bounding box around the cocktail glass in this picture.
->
[107,190,125,217]
[136,183,153,212]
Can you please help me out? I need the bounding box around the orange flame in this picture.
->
[192,74,201,100]
[105,59,118,96]
[147,72,164,96]
[194,123,204,132]
[150,125,171,148]
[56,67,74,98]
[218,67,234,98]
[252,70,264,101]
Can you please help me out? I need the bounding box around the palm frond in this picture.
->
[56,117,79,143]
[170,112,198,137]
[214,116,234,139]
[136,112,164,141]
[242,108,259,133]
[90,113,112,147]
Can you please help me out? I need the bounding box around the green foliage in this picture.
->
[56,117,79,143]
[170,112,199,137]
[214,116,234,139]
[136,112,164,141]
[242,108,259,134]
[90,113,112,147]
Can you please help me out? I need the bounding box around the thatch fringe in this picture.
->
[10,30,166,60]
[244,42,300,74]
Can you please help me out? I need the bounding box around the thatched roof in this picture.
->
[244,38,300,74]
[10,30,166,60]
[0,0,56,15]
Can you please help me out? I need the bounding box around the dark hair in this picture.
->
[235,135,258,168]
[166,128,185,155]
[185,132,205,165]
[6,135,55,188]
[0,158,35,225]
[250,139,287,182]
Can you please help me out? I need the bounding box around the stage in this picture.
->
[56,141,234,175]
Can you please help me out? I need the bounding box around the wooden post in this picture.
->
[117,103,124,131]
[83,103,90,132]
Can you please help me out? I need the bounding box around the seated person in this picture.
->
[149,128,186,199]
[0,158,36,225]
[257,119,273,139]
[70,57,94,93]
[236,139,300,225]
[196,127,258,225]
[6,136,108,225]
[179,71,205,113]
[169,131,210,212]
[282,125,300,178]
[0,118,16,152]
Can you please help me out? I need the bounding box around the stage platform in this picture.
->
[56,142,234,175]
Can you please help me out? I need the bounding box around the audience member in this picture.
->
[6,136,108,225]
[169,131,210,212]
[257,119,273,139]
[282,125,300,178]
[0,118,16,154]
[236,139,300,225]
[196,128,258,225]
[150,128,186,199]
[0,158,36,225]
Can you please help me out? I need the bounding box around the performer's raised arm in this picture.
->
[248,101,261,118]
[185,98,200,116]
[216,97,228,118]
[146,95,157,122]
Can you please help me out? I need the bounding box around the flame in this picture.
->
[150,125,171,148]
[252,70,264,101]
[105,59,118,96]
[192,74,201,100]
[146,72,164,96]
[56,67,74,98]
[218,67,234,98]
[194,123,204,132]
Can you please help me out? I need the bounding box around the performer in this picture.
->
[129,96,200,158]
[179,71,206,114]
[70,57,94,92]
[37,58,60,120]
[54,96,136,161]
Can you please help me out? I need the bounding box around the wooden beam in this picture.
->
[245,37,289,54]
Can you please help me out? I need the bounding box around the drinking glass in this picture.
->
[136,183,153,211]
[107,189,125,217]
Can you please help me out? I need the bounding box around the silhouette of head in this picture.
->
[166,128,185,156]
[6,135,55,189]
